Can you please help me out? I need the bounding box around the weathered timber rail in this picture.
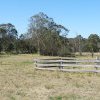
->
[34,57,100,73]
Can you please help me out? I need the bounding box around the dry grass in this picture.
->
[0,54,100,100]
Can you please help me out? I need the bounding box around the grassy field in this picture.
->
[0,54,100,100]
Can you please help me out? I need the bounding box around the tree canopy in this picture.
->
[27,12,70,56]
[0,23,18,52]
[0,13,100,57]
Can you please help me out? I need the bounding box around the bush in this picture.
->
[58,46,72,57]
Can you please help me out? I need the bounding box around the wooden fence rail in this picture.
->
[34,58,100,73]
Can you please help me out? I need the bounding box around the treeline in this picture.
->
[0,12,100,56]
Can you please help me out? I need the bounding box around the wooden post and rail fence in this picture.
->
[34,57,100,73]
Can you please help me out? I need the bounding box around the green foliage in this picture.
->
[58,46,72,57]
[88,34,100,52]
[0,23,18,53]
[69,34,100,57]
[0,41,3,52]
[0,13,100,56]
[7,43,15,52]
[28,12,70,56]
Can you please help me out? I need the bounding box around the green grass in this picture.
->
[49,94,82,100]
[49,96,62,100]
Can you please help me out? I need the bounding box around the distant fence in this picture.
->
[34,57,100,73]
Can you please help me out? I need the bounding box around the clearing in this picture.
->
[0,54,100,100]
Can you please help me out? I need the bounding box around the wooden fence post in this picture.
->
[95,56,100,70]
[34,59,37,67]
[60,58,63,69]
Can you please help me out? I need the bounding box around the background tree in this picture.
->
[75,35,84,56]
[28,12,70,56]
[0,23,18,53]
[87,34,100,57]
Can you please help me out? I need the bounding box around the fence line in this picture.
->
[34,58,100,73]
